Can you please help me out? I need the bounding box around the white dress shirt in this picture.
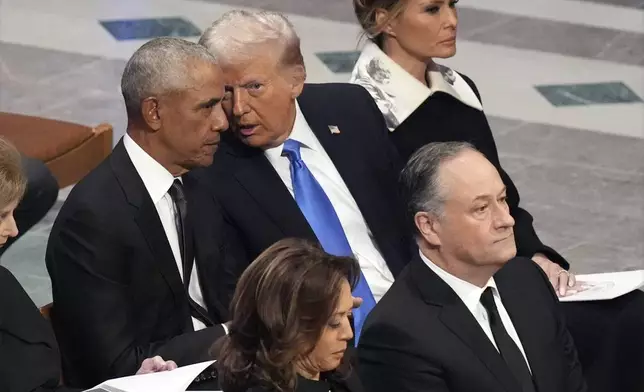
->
[264,102,395,302]
[419,251,532,372]
[123,134,208,331]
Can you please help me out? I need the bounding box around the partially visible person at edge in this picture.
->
[0,154,58,258]
[0,136,177,392]
[349,1,644,390]
[214,238,364,392]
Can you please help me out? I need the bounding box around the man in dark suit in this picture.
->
[358,141,587,392]
[46,37,240,388]
[0,136,176,392]
[197,10,411,340]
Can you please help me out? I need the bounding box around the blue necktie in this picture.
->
[282,139,376,344]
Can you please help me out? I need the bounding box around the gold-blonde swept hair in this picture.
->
[0,137,27,209]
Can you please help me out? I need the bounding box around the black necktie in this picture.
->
[168,179,212,327]
[168,180,192,284]
[480,287,536,392]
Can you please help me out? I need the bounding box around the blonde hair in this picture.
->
[199,10,304,69]
[354,0,408,47]
[0,137,26,209]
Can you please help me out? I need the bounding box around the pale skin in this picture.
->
[0,200,20,247]
[414,150,517,287]
[377,0,574,295]
[219,47,305,150]
[0,201,178,375]
[136,356,178,375]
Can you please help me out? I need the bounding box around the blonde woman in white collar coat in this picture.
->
[349,0,570,277]
[350,1,644,391]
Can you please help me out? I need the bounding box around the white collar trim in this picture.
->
[350,41,483,130]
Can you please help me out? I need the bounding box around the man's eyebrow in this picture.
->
[196,97,222,109]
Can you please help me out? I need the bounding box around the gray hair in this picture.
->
[121,37,218,118]
[399,141,477,235]
[198,10,304,68]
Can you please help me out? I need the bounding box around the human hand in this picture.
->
[136,356,178,375]
[532,253,576,297]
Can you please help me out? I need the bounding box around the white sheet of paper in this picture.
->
[559,270,644,302]
[83,360,217,392]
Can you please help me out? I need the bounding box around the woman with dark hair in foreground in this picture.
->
[215,238,364,392]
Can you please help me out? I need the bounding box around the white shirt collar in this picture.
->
[418,250,498,313]
[350,41,483,128]
[264,100,322,160]
[123,133,178,204]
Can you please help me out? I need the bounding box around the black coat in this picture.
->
[46,141,237,388]
[0,266,79,392]
[390,74,567,268]
[245,371,364,392]
[198,83,412,303]
[358,256,587,392]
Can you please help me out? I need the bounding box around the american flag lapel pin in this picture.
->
[328,125,341,134]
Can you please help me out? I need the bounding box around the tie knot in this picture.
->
[169,179,185,202]
[282,139,302,163]
[480,286,498,315]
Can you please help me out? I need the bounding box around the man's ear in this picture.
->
[141,97,162,131]
[289,64,306,99]
[414,211,442,247]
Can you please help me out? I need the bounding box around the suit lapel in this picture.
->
[226,141,316,241]
[110,141,187,311]
[297,89,366,203]
[439,305,521,392]
[182,174,224,324]
[296,87,393,277]
[496,272,554,392]
[409,255,520,392]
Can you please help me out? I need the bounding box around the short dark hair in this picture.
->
[215,238,360,392]
[121,37,218,118]
[399,141,477,235]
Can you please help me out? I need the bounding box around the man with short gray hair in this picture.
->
[197,10,411,343]
[46,37,239,388]
[358,142,586,392]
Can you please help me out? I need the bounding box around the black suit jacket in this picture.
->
[45,140,235,388]
[247,371,364,392]
[0,266,79,392]
[358,255,587,392]
[199,83,411,297]
[390,74,567,268]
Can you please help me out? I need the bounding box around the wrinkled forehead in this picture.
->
[439,152,504,202]
[180,61,224,91]
[162,62,224,104]
[187,59,224,83]
[219,46,286,83]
